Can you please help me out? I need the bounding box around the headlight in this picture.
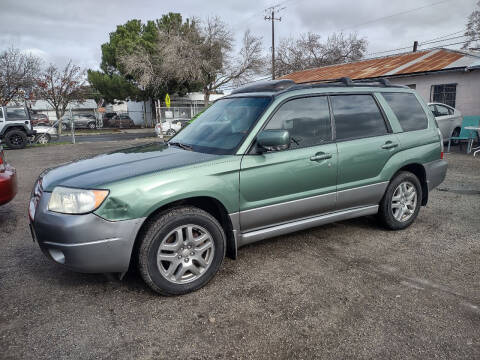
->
[48,187,109,214]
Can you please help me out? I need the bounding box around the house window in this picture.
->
[431,84,457,108]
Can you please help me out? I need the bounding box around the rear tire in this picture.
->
[378,171,422,230]
[88,122,96,130]
[5,129,28,149]
[137,206,226,295]
[166,129,176,136]
[451,128,460,145]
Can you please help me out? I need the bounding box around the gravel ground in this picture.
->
[0,141,479,360]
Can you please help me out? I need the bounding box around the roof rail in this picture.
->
[231,79,295,94]
[280,77,408,93]
[230,77,408,96]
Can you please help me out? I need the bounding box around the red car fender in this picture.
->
[0,164,18,205]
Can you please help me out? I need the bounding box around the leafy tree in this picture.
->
[119,13,202,100]
[100,19,158,75]
[275,32,367,77]
[0,46,41,105]
[35,61,86,135]
[462,1,480,50]
[87,70,140,103]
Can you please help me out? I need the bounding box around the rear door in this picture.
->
[239,95,337,232]
[434,104,454,138]
[332,94,399,210]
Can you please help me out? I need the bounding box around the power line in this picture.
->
[367,33,468,56]
[420,34,467,45]
[340,0,454,31]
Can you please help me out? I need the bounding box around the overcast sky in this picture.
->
[0,0,476,73]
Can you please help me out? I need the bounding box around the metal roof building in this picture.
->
[281,48,480,118]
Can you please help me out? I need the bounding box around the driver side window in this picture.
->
[264,96,332,149]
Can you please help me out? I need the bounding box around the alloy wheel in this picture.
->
[10,134,23,146]
[156,224,215,284]
[391,181,417,222]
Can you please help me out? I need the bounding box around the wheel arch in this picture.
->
[132,196,237,265]
[392,163,428,205]
[1,124,28,136]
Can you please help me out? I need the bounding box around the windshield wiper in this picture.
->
[169,141,193,151]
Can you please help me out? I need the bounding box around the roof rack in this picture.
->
[284,77,408,92]
[230,79,296,94]
[230,77,408,96]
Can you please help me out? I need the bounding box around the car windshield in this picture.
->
[170,96,271,154]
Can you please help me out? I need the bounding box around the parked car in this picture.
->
[111,113,135,128]
[33,126,57,144]
[59,114,97,130]
[0,106,35,149]
[155,118,189,136]
[30,113,50,127]
[29,78,447,295]
[0,144,17,205]
[428,103,463,142]
[102,112,117,128]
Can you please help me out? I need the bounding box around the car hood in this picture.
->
[40,142,226,191]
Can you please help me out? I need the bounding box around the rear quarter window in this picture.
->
[383,93,428,132]
[6,108,27,120]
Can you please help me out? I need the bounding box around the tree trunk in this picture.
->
[203,88,210,108]
[56,109,62,136]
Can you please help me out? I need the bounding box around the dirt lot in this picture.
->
[0,140,479,360]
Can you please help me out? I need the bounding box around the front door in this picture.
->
[331,94,400,210]
[239,96,337,232]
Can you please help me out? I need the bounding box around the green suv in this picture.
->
[29,78,447,295]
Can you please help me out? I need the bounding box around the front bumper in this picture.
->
[425,159,447,191]
[31,192,145,274]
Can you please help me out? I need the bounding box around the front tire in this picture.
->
[5,129,28,149]
[35,133,51,144]
[166,129,176,136]
[137,206,226,295]
[88,122,96,130]
[378,171,422,230]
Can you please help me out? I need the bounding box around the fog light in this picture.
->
[48,248,65,264]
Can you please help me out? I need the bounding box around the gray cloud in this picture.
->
[0,0,476,71]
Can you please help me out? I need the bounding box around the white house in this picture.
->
[281,48,480,122]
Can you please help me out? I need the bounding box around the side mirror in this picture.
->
[256,129,290,153]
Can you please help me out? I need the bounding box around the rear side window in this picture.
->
[6,108,27,120]
[0,108,3,119]
[331,95,388,140]
[383,93,428,132]
[265,96,332,149]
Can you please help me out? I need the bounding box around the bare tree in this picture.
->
[197,19,264,105]
[462,1,480,50]
[0,47,41,105]
[36,61,86,135]
[275,32,367,77]
[120,16,265,106]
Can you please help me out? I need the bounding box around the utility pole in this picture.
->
[265,5,284,80]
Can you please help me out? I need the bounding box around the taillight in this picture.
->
[0,147,4,165]
[437,128,444,158]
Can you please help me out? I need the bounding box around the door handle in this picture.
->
[310,153,332,161]
[381,141,398,150]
